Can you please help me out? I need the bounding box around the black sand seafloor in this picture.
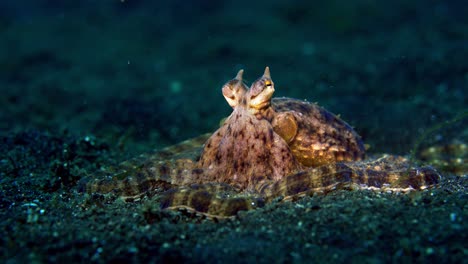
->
[0,1,466,263]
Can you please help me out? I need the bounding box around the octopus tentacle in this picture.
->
[78,134,210,197]
[156,156,440,218]
[260,155,440,201]
[80,154,440,219]
[159,183,264,219]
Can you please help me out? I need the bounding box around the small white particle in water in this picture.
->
[22,202,38,207]
[426,247,434,254]
[128,246,138,253]
[450,213,457,222]
[170,81,182,94]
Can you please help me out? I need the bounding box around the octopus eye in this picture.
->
[222,76,247,108]
[248,78,275,110]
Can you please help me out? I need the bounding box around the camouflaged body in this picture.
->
[79,68,441,218]
[270,98,366,166]
[196,67,366,191]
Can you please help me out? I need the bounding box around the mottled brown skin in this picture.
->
[198,67,365,190]
[271,98,365,167]
[79,68,440,219]
[250,69,365,167]
[197,69,301,191]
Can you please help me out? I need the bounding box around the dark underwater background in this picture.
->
[0,1,466,263]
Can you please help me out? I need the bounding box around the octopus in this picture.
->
[79,67,441,219]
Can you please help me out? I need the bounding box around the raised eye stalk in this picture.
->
[248,67,275,111]
[222,69,247,108]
